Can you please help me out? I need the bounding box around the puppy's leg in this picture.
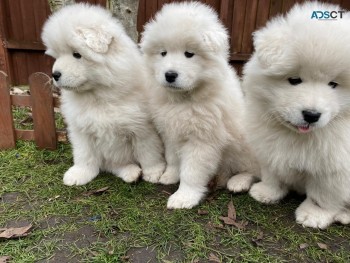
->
[167,143,220,209]
[296,178,348,228]
[159,139,180,185]
[334,210,350,224]
[227,173,257,193]
[134,127,166,183]
[220,143,259,192]
[295,197,337,229]
[114,164,142,183]
[249,167,288,204]
[63,132,100,186]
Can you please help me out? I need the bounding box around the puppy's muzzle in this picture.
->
[52,71,62,81]
[165,71,178,83]
[302,110,321,124]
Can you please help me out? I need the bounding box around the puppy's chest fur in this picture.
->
[61,92,142,138]
[153,100,227,143]
[253,125,350,178]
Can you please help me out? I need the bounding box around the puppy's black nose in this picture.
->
[52,71,61,81]
[302,110,321,123]
[165,71,178,83]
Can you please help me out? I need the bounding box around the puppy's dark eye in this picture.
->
[328,81,338,89]
[161,51,167,57]
[288,77,302,85]
[184,51,194,58]
[73,52,82,59]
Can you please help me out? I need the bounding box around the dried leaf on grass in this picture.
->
[0,256,11,263]
[219,200,247,230]
[198,209,209,215]
[208,253,221,262]
[0,224,32,239]
[82,187,109,197]
[227,200,236,220]
[317,243,328,250]
[299,243,309,249]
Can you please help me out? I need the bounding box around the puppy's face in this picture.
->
[44,27,113,92]
[260,74,343,134]
[49,50,91,91]
[246,15,350,134]
[151,47,205,92]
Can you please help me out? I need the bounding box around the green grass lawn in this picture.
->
[1,141,350,263]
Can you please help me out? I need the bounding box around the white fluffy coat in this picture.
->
[42,4,165,185]
[243,2,350,228]
[141,2,257,209]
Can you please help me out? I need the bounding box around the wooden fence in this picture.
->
[0,71,66,150]
[1,0,350,85]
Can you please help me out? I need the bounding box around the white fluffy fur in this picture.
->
[42,4,165,185]
[243,2,350,228]
[141,2,257,209]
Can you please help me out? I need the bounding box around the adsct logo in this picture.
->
[311,10,346,20]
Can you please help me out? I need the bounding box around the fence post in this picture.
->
[29,72,57,150]
[0,71,15,149]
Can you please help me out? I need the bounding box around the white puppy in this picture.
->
[243,2,350,228]
[42,4,165,186]
[141,2,257,209]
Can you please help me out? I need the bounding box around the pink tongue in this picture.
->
[298,126,310,133]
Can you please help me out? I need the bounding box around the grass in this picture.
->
[1,140,350,262]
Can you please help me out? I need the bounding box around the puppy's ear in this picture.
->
[201,31,229,56]
[75,27,113,53]
[253,20,292,74]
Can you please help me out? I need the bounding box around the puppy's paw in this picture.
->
[296,199,335,229]
[63,166,98,186]
[116,164,142,183]
[227,173,255,193]
[334,211,350,225]
[249,182,287,204]
[142,163,166,183]
[167,188,204,209]
[159,166,180,185]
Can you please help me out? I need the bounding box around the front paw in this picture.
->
[142,163,166,183]
[249,182,287,204]
[227,173,255,193]
[167,188,205,209]
[296,198,335,229]
[159,166,180,185]
[334,211,350,225]
[63,166,98,186]
[116,164,142,183]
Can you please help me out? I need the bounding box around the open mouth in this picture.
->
[285,122,312,134]
[295,124,311,133]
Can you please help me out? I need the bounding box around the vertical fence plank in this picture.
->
[29,72,57,150]
[0,71,15,149]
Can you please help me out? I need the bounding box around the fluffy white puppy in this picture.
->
[141,2,257,209]
[42,4,165,186]
[243,2,350,228]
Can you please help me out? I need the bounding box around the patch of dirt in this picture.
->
[126,247,158,263]
[38,216,71,230]
[4,219,32,228]
[163,247,185,262]
[0,192,22,204]
[38,225,107,263]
